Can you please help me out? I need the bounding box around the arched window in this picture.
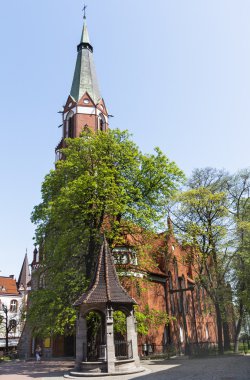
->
[10,300,18,312]
[196,286,201,314]
[168,272,175,314]
[173,258,178,286]
[205,323,209,341]
[179,326,184,343]
[179,276,188,314]
[65,111,74,138]
[202,287,207,313]
[98,113,106,132]
[39,273,46,289]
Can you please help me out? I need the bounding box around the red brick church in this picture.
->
[19,12,234,358]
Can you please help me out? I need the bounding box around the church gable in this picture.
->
[64,96,76,113]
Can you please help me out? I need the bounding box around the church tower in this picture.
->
[55,13,109,159]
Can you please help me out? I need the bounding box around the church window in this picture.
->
[68,116,74,138]
[177,277,183,313]
[65,111,74,138]
[55,150,63,162]
[180,276,188,314]
[202,287,207,313]
[10,300,18,312]
[98,113,106,132]
[173,258,178,286]
[168,272,175,314]
[39,273,46,289]
[179,326,184,343]
[205,323,209,340]
[196,286,201,314]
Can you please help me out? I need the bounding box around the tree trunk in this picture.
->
[234,300,243,353]
[215,302,224,354]
[5,314,9,353]
[223,321,231,351]
[86,232,97,276]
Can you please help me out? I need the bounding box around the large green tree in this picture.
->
[226,170,250,351]
[170,167,250,354]
[28,129,184,336]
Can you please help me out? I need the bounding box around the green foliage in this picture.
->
[171,167,250,352]
[29,129,184,336]
[113,311,127,336]
[113,306,171,337]
[134,305,171,336]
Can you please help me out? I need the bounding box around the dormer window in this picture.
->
[112,247,138,266]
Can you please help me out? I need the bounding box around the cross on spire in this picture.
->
[82,4,87,19]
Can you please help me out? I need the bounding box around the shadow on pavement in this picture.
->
[132,355,250,380]
[0,359,75,378]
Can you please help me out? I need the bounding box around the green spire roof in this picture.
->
[70,19,101,104]
[80,20,90,44]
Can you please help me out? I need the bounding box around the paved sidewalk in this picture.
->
[0,355,249,380]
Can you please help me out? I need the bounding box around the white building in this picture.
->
[0,254,30,351]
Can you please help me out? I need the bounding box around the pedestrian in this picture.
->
[35,345,42,362]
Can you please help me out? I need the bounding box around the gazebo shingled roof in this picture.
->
[74,238,137,306]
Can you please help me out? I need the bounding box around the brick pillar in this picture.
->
[127,310,140,366]
[75,315,87,368]
[106,305,115,373]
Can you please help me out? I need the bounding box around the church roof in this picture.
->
[74,238,136,306]
[17,252,31,290]
[70,18,101,104]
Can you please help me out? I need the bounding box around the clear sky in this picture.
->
[0,0,249,278]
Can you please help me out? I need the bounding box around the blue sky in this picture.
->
[0,0,249,278]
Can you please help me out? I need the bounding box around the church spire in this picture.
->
[70,15,101,104]
[55,10,109,156]
[17,251,31,291]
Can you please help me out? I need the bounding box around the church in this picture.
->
[18,12,231,359]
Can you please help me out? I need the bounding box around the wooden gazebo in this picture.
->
[71,237,144,375]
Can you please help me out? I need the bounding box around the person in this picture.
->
[35,345,42,362]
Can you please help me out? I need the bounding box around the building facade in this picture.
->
[0,254,30,353]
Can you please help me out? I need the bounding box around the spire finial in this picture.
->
[82,4,87,19]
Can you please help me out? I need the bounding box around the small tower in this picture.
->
[17,251,31,293]
[55,13,109,159]
[71,237,144,376]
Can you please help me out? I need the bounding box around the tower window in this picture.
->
[98,113,106,132]
[65,111,74,138]
[68,116,74,138]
